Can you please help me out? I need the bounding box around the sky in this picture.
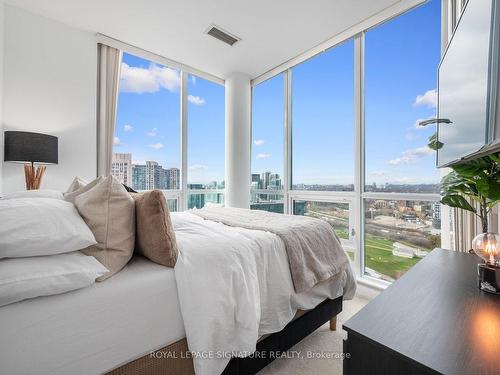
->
[114,53,225,184]
[252,0,441,188]
[115,0,440,187]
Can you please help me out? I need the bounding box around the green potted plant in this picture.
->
[440,153,500,233]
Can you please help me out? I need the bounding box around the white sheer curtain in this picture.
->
[97,44,122,177]
[452,204,499,252]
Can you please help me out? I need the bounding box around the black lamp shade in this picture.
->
[4,131,58,164]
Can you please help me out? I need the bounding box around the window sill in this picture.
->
[354,275,390,300]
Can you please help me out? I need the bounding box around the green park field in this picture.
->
[365,234,423,280]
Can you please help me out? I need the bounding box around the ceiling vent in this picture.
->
[206,25,240,46]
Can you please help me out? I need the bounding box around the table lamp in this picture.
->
[4,131,58,190]
[472,233,500,294]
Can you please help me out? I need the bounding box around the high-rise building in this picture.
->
[132,164,147,190]
[158,168,168,190]
[132,161,179,191]
[269,173,281,189]
[168,168,180,190]
[145,161,159,190]
[251,174,261,189]
[261,172,271,190]
[111,153,132,186]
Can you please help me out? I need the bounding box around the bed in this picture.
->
[0,211,356,375]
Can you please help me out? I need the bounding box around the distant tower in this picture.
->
[168,168,180,190]
[111,153,132,186]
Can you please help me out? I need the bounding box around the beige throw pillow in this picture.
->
[66,176,89,193]
[75,175,135,281]
[64,176,104,204]
[132,190,178,267]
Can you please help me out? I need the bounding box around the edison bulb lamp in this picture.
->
[472,233,500,294]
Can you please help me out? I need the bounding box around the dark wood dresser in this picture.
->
[343,249,500,375]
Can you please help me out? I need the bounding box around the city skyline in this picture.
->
[111,152,225,191]
[111,153,180,191]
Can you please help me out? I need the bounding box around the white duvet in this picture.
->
[173,212,356,375]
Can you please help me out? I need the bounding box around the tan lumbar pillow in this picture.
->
[132,190,178,267]
[75,175,135,281]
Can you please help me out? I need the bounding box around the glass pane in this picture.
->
[167,199,178,212]
[291,39,354,191]
[251,74,284,199]
[188,192,224,209]
[113,52,180,191]
[250,194,284,213]
[188,75,225,189]
[364,199,441,281]
[364,0,441,193]
[293,201,355,262]
[437,0,492,166]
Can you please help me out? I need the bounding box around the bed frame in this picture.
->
[107,296,343,375]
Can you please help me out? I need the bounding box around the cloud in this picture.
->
[120,62,180,94]
[387,146,434,166]
[147,128,158,137]
[189,164,208,171]
[123,124,133,132]
[391,177,419,184]
[256,153,271,159]
[369,170,388,177]
[149,142,164,150]
[188,95,206,105]
[113,137,121,146]
[254,139,265,146]
[414,89,437,108]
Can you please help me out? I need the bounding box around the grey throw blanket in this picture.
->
[191,206,349,293]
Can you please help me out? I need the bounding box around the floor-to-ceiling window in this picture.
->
[251,73,285,213]
[291,39,354,192]
[363,0,441,282]
[250,0,441,282]
[113,52,224,211]
[187,75,225,209]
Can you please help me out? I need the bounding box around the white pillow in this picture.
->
[0,198,97,258]
[0,252,108,307]
[2,189,63,200]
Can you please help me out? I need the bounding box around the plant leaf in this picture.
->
[440,194,476,213]
[440,172,477,196]
[489,152,500,164]
[452,157,491,177]
[476,178,500,201]
[427,133,443,151]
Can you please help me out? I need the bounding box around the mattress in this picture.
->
[0,213,355,375]
[0,256,185,375]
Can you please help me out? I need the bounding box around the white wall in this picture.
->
[2,5,97,193]
[225,72,251,208]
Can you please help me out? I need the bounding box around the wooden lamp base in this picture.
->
[24,163,46,190]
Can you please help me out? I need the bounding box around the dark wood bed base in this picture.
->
[107,296,343,375]
[223,296,343,374]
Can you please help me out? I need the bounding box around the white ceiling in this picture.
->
[5,0,403,79]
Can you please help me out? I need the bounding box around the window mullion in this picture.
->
[284,69,292,214]
[354,33,365,278]
[180,71,188,211]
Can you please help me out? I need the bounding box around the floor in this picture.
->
[258,296,369,375]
